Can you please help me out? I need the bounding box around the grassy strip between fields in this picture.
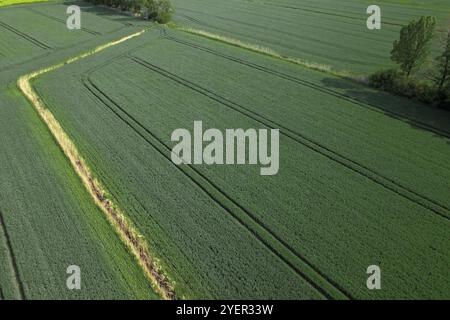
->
[0,0,48,7]
[172,24,367,83]
[17,29,176,300]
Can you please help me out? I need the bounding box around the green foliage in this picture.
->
[369,69,447,105]
[85,0,173,23]
[414,82,441,104]
[391,16,436,77]
[142,0,172,23]
[444,87,450,109]
[373,18,450,107]
[368,68,415,98]
[368,68,404,91]
[429,28,450,92]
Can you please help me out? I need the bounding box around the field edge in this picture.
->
[16,29,177,300]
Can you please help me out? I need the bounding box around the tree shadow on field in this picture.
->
[321,77,450,141]
[63,0,142,25]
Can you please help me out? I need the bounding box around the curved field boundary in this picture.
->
[80,64,350,299]
[0,208,25,300]
[171,29,450,139]
[16,29,176,300]
[130,55,450,222]
[0,20,51,49]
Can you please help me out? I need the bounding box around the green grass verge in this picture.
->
[0,0,48,7]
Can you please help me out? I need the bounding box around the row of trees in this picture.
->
[370,16,450,107]
[87,0,172,23]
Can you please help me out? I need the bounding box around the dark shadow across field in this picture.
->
[322,77,450,140]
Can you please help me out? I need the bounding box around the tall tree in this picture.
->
[391,16,436,77]
[433,27,450,91]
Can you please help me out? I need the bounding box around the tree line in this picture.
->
[369,16,450,108]
[86,0,172,23]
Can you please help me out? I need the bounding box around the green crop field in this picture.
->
[1,0,450,301]
[0,1,158,299]
[32,28,450,299]
[172,0,450,74]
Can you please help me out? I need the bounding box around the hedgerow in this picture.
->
[370,17,450,109]
[369,69,448,106]
[87,0,173,23]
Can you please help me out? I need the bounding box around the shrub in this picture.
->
[429,28,450,92]
[437,86,450,108]
[442,91,450,109]
[85,0,172,23]
[368,68,403,91]
[369,68,448,106]
[415,82,438,104]
[394,77,417,98]
[141,0,172,23]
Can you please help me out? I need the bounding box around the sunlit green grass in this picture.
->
[0,0,48,7]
